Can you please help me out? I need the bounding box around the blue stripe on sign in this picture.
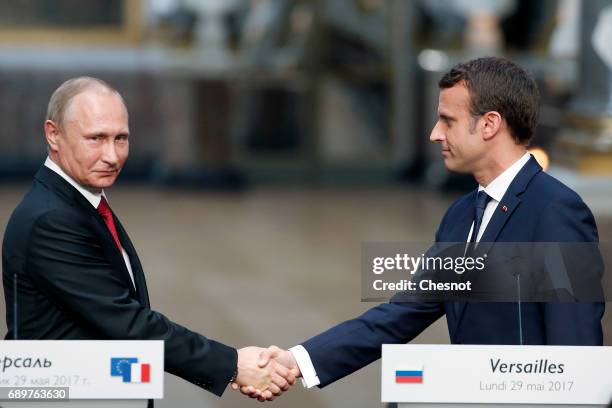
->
[396,371,422,376]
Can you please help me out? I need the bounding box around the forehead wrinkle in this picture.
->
[64,91,127,132]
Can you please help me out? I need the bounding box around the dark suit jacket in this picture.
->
[301,157,605,387]
[2,166,237,396]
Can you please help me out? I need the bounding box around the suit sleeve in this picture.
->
[534,195,604,345]
[299,201,458,387]
[26,209,237,396]
[301,301,444,387]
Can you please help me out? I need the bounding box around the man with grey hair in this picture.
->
[2,77,296,403]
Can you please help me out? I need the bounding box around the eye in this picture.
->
[115,134,129,142]
[439,116,453,127]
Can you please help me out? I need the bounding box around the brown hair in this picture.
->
[439,57,540,145]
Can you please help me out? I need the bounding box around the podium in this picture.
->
[382,344,612,408]
[0,341,163,407]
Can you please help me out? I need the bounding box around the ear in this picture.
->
[480,111,502,141]
[44,120,61,152]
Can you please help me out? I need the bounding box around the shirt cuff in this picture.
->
[289,345,320,388]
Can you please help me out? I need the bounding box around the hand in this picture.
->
[258,346,301,379]
[233,346,301,402]
[231,346,296,401]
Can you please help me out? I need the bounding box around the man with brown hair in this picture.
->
[240,57,604,395]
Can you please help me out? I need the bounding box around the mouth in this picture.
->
[95,170,119,176]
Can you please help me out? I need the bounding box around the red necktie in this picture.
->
[97,197,122,252]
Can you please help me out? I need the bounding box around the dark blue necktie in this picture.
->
[469,190,492,248]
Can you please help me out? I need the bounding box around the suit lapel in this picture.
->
[72,192,140,298]
[451,157,542,333]
[477,195,521,254]
[479,157,542,250]
[439,192,475,329]
[88,214,139,297]
[449,198,474,332]
[114,218,150,307]
[446,190,477,242]
[450,195,519,331]
[34,166,141,299]
[34,166,79,205]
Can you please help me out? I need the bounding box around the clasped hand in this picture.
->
[231,346,300,402]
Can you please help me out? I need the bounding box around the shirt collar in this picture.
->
[478,152,532,202]
[44,157,106,209]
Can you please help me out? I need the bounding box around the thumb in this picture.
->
[290,367,301,378]
[258,350,272,367]
[258,345,279,367]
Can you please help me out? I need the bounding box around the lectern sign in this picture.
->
[0,341,163,399]
[382,345,612,405]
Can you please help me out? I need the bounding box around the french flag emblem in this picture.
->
[395,366,423,383]
[128,363,151,383]
[111,358,151,383]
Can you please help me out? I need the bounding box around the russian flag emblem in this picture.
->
[395,367,423,383]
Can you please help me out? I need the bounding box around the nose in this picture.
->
[101,139,119,166]
[429,121,445,143]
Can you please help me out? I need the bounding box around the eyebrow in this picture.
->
[84,132,106,138]
[438,113,455,123]
[84,130,130,138]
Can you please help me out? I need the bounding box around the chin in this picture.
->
[89,177,118,190]
[443,159,458,172]
[443,159,469,174]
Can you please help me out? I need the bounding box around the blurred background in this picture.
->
[0,0,611,406]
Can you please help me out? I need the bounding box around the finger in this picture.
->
[257,391,268,402]
[267,382,282,395]
[271,372,289,391]
[290,367,301,378]
[272,361,290,378]
[241,385,259,397]
[231,382,238,390]
[261,390,276,401]
[242,385,254,394]
[275,362,296,384]
[286,371,296,385]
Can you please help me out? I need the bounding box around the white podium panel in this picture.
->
[382,344,612,407]
[0,341,163,407]
[3,401,145,408]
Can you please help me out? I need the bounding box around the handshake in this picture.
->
[232,346,301,402]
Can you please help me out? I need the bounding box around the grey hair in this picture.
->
[46,77,124,128]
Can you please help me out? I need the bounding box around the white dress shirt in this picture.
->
[290,152,533,388]
[466,152,531,243]
[44,157,136,290]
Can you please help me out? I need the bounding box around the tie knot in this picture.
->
[97,197,112,217]
[476,191,491,210]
